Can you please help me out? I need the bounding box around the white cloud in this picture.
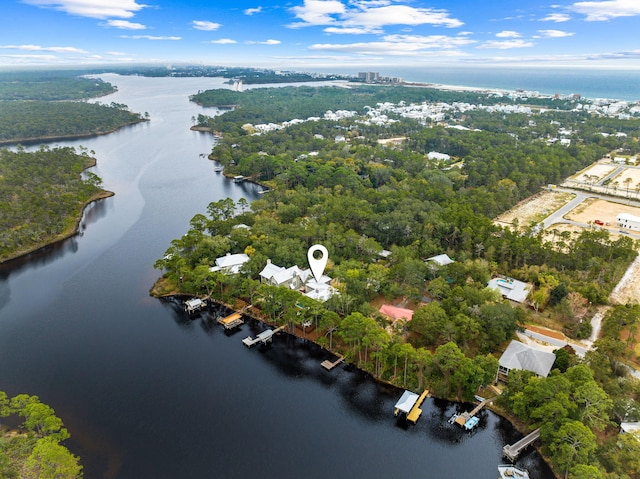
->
[288,0,462,30]
[541,13,572,22]
[537,29,575,37]
[569,0,640,21]
[244,6,262,15]
[324,26,382,34]
[22,0,147,19]
[192,20,221,31]
[309,34,475,56]
[0,54,60,62]
[478,39,535,49]
[343,5,463,29]
[209,39,237,44]
[247,39,282,45]
[0,44,88,53]
[289,0,345,26]
[105,19,146,29]
[382,34,476,48]
[121,35,181,40]
[496,30,521,38]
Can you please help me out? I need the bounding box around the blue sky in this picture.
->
[1,0,639,69]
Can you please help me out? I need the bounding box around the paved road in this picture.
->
[539,187,640,239]
[520,329,589,358]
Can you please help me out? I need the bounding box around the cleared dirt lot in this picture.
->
[609,168,640,194]
[496,188,640,304]
[576,163,616,180]
[564,197,640,226]
[494,191,575,230]
[610,254,640,305]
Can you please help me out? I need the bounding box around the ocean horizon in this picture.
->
[316,65,640,103]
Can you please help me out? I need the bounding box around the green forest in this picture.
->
[154,84,640,478]
[0,146,106,262]
[0,72,147,144]
[0,391,82,479]
[0,73,115,101]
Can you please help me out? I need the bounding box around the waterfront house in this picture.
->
[497,340,556,381]
[209,253,250,275]
[259,260,308,289]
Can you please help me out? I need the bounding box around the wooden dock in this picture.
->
[406,389,429,424]
[503,428,541,462]
[184,298,205,314]
[321,355,344,370]
[217,312,244,330]
[450,397,493,430]
[242,325,285,347]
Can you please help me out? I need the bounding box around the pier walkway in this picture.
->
[321,355,344,370]
[406,389,429,424]
[503,428,541,462]
[242,326,285,347]
[449,397,493,430]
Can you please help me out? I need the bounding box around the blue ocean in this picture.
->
[400,66,640,102]
[319,66,639,102]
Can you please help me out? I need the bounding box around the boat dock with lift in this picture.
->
[393,389,430,424]
[184,298,206,314]
[498,464,530,479]
[217,312,244,330]
[242,325,286,347]
[502,428,541,462]
[448,396,493,430]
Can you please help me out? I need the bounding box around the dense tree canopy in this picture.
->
[0,146,106,261]
[0,392,82,479]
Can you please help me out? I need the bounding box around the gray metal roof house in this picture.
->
[497,340,556,381]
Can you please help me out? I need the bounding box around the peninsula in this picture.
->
[155,80,640,478]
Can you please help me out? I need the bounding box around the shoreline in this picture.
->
[152,291,558,476]
[0,118,148,147]
[0,188,114,265]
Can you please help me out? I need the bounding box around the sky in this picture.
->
[1,0,640,70]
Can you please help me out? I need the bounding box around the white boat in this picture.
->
[214,166,223,172]
[498,465,530,479]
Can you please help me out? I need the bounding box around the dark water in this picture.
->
[0,75,554,479]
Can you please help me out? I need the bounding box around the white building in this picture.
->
[488,276,531,304]
[258,260,337,302]
[209,253,250,274]
[617,213,640,232]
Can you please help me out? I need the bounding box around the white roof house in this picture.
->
[210,253,250,274]
[259,260,337,302]
[498,340,556,379]
[487,276,531,304]
[427,151,451,161]
[259,261,305,289]
[426,253,454,266]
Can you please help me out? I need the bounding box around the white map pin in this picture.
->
[307,244,328,283]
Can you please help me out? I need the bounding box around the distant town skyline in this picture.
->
[1,0,640,69]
